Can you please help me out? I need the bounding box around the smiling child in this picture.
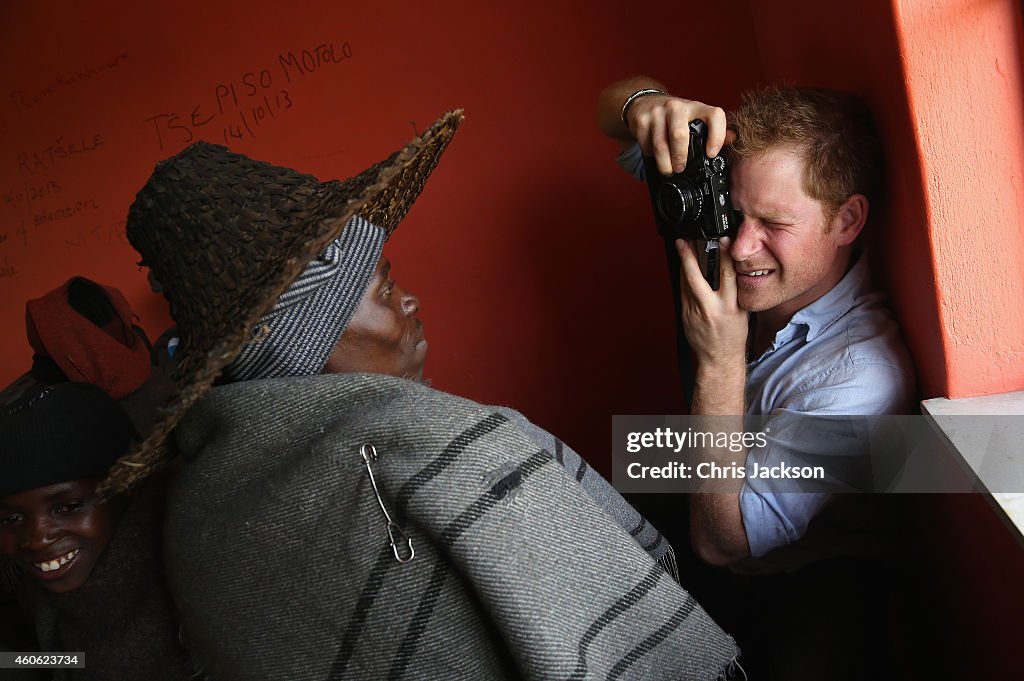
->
[0,381,194,680]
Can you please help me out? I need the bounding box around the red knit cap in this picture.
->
[25,277,152,399]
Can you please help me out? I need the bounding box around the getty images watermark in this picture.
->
[624,427,826,481]
[611,414,1024,494]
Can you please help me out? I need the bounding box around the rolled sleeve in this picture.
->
[740,488,829,558]
[739,362,910,557]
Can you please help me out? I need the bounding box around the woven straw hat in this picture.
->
[97,110,464,496]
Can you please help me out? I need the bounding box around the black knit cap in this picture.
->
[0,382,136,500]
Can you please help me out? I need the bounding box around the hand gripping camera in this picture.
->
[644,119,737,290]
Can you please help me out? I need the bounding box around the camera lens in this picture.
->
[657,181,702,224]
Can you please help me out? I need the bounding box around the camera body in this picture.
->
[644,119,737,290]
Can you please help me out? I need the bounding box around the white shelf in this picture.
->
[921,391,1024,542]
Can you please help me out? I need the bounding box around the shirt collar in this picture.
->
[787,249,872,342]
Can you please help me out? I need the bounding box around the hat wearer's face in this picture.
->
[0,478,119,593]
[321,256,427,379]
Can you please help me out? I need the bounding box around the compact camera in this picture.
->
[644,119,737,290]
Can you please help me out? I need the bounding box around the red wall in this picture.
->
[3,2,1022,676]
[893,0,1024,398]
[0,0,761,466]
[738,0,1024,677]
[739,0,1024,402]
[743,0,949,398]
[891,2,1024,677]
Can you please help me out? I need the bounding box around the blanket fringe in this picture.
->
[657,545,681,584]
[718,656,748,681]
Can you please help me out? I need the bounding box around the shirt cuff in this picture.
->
[739,485,830,557]
[615,142,645,182]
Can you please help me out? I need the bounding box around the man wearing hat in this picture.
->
[103,111,740,680]
[0,381,194,680]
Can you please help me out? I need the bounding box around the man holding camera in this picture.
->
[598,77,916,679]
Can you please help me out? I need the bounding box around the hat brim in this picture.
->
[98,110,464,497]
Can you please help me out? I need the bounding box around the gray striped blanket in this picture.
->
[492,406,679,582]
[164,373,738,680]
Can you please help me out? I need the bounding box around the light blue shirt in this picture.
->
[616,142,916,557]
[739,252,915,557]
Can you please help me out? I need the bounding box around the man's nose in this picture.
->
[401,289,420,317]
[729,215,763,263]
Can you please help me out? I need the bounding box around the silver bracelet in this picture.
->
[621,88,665,130]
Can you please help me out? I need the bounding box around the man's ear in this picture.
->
[830,193,868,246]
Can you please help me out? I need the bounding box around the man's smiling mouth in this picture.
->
[738,268,775,278]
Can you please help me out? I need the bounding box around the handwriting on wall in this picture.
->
[63,219,126,250]
[2,50,126,280]
[0,39,357,283]
[0,256,17,279]
[4,176,102,230]
[8,54,130,114]
[33,199,101,228]
[15,134,105,176]
[144,40,352,149]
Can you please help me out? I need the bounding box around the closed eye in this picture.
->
[758,217,798,231]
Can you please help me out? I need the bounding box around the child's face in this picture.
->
[0,479,119,593]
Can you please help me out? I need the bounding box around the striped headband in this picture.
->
[222,215,385,381]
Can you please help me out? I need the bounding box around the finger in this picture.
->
[633,109,653,157]
[718,237,738,301]
[704,107,729,158]
[675,238,709,299]
[649,109,674,177]
[665,103,690,174]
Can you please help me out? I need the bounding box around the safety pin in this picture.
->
[360,444,415,564]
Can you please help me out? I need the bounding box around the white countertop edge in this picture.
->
[921,391,1024,543]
